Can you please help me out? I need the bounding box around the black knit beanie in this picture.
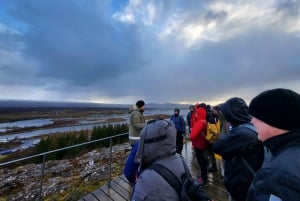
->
[174,108,180,113]
[249,88,300,131]
[136,100,145,108]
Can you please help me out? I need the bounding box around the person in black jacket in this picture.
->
[247,88,300,201]
[213,97,264,201]
[186,105,195,134]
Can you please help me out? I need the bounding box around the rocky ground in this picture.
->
[0,143,132,201]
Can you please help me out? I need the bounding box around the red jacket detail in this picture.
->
[190,108,208,149]
[191,107,207,128]
[190,112,197,128]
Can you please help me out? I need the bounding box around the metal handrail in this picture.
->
[0,132,129,200]
[0,132,128,166]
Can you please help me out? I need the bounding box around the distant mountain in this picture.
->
[0,100,190,109]
[147,103,190,109]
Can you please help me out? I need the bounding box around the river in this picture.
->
[0,108,189,142]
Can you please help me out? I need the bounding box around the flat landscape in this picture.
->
[0,107,127,123]
[0,106,173,200]
[0,107,171,135]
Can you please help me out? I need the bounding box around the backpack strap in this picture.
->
[240,157,256,177]
[239,123,258,133]
[179,156,192,178]
[238,123,257,177]
[148,163,182,194]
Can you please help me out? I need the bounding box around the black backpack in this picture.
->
[148,157,212,201]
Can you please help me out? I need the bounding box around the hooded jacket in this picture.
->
[189,107,209,149]
[247,131,300,201]
[213,97,264,201]
[170,114,186,133]
[131,120,185,201]
[124,141,140,184]
[128,105,146,145]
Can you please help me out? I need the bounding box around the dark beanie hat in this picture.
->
[249,88,300,131]
[136,100,145,108]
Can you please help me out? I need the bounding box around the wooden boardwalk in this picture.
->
[80,141,228,201]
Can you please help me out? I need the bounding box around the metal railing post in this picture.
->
[108,137,113,188]
[0,132,129,198]
[38,154,46,201]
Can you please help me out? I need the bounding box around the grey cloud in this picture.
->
[101,27,300,103]
[0,0,299,103]
[6,0,144,86]
[276,0,300,16]
[203,10,227,22]
[0,30,21,51]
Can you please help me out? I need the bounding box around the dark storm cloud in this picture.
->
[0,0,299,103]
[5,0,143,86]
[103,27,300,103]
[182,29,300,99]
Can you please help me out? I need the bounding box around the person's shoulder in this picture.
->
[275,145,300,164]
[272,150,300,183]
[131,110,141,116]
[232,125,258,137]
[141,167,166,183]
[133,169,162,200]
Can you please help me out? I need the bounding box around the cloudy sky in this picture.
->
[0,0,299,105]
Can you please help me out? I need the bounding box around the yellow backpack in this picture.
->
[205,120,220,143]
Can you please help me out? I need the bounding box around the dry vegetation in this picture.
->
[0,107,127,123]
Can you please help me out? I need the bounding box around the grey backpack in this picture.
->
[148,157,212,201]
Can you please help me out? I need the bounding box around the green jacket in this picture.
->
[128,105,145,145]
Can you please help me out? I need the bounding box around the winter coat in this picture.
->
[213,97,264,201]
[190,111,197,128]
[131,120,185,201]
[128,105,145,145]
[189,107,209,150]
[170,115,186,133]
[213,124,264,201]
[247,131,300,201]
[124,141,140,184]
[187,111,192,130]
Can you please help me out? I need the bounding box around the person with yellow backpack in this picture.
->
[205,105,219,172]
[212,105,227,183]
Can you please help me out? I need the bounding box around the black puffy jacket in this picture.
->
[247,131,300,201]
[213,97,264,201]
[213,125,264,201]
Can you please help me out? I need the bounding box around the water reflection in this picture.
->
[0,108,189,142]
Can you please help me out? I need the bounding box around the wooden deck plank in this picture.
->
[91,189,113,201]
[119,174,130,183]
[100,184,127,201]
[110,180,131,201]
[81,141,228,201]
[82,193,99,201]
[113,177,132,194]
